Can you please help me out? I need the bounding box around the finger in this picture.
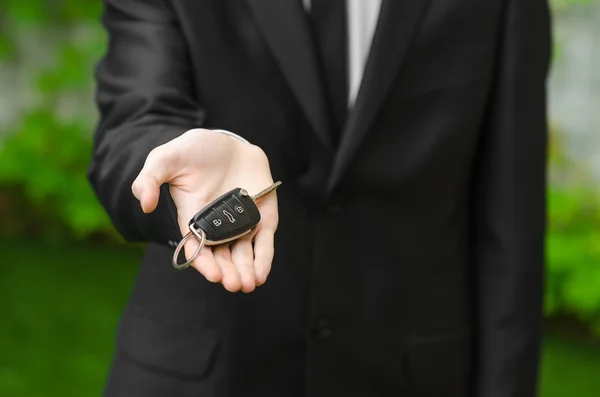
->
[132,146,179,213]
[131,175,162,213]
[253,227,275,286]
[255,193,279,228]
[231,237,257,293]
[191,246,222,283]
[180,234,222,282]
[213,245,242,292]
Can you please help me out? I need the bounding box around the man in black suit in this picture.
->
[88,0,552,396]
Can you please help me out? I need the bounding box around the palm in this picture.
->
[133,129,279,292]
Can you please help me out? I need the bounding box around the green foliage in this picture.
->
[551,0,593,12]
[0,0,101,24]
[0,1,115,241]
[0,109,114,240]
[546,188,600,327]
[545,127,600,338]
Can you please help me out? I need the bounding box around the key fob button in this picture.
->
[228,196,246,215]
[215,202,239,225]
[220,199,254,235]
[205,210,230,236]
[231,192,261,226]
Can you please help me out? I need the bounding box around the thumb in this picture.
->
[131,147,175,214]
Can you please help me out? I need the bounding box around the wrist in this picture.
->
[211,129,250,144]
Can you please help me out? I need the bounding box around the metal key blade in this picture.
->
[250,181,282,202]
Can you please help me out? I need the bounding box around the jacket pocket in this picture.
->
[115,304,219,380]
[403,331,472,387]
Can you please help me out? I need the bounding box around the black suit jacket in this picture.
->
[88,1,552,396]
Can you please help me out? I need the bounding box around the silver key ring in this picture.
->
[172,227,206,271]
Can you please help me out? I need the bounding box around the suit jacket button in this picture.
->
[325,194,344,214]
[314,319,333,339]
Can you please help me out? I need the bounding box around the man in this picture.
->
[88,0,552,396]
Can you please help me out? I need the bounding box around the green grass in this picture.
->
[1,239,600,397]
[0,239,142,397]
[540,336,600,397]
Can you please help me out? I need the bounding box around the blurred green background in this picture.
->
[1,1,600,396]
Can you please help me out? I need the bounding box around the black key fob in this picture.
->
[172,181,281,270]
[190,188,261,245]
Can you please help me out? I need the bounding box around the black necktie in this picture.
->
[309,0,348,141]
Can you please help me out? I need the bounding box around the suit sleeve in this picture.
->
[88,0,204,246]
[471,1,552,396]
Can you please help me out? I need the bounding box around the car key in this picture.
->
[189,187,261,245]
[172,181,282,270]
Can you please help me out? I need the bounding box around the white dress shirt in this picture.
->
[303,0,383,107]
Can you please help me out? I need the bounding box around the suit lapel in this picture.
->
[246,0,334,150]
[327,0,433,194]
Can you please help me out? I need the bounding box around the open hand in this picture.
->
[131,128,279,293]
